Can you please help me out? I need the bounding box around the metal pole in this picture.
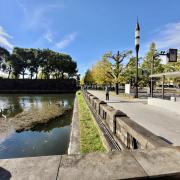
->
[151,56,154,97]
[162,75,165,99]
[135,47,139,98]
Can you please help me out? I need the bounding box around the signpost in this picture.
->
[125,84,131,94]
[167,49,178,62]
[150,48,178,98]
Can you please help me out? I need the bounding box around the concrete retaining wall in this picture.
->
[83,90,170,150]
[68,97,80,154]
[1,147,180,179]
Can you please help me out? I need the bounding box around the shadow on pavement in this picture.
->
[0,167,11,180]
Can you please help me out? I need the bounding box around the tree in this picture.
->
[12,47,29,79]
[141,42,164,88]
[32,49,41,79]
[26,48,41,79]
[10,54,24,79]
[104,50,132,94]
[84,69,95,85]
[0,47,10,65]
[80,76,85,85]
[93,58,112,85]
[123,57,136,86]
[0,46,78,80]
[0,47,10,76]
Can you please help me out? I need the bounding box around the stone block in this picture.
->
[115,117,169,149]
[58,151,147,180]
[0,155,61,180]
[132,147,180,177]
[94,100,106,115]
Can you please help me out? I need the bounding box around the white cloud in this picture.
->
[151,22,180,50]
[16,0,28,16]
[0,26,14,50]
[16,0,64,30]
[56,33,77,49]
[43,30,53,43]
[41,31,77,49]
[15,1,76,50]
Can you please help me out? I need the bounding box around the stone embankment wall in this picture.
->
[83,90,170,150]
[0,79,77,93]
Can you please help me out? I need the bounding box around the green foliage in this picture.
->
[0,47,10,64]
[123,57,136,85]
[141,42,164,87]
[83,42,180,88]
[163,54,180,84]
[105,50,132,84]
[93,58,112,85]
[0,47,11,78]
[0,46,77,79]
[77,91,106,153]
[84,69,95,84]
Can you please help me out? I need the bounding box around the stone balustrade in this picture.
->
[83,90,170,150]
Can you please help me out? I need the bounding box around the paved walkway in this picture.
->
[88,90,180,146]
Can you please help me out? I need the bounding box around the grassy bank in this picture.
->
[77,91,106,153]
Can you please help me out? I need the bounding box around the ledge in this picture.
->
[1,147,180,179]
[68,97,80,154]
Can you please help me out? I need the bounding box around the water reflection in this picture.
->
[0,94,74,159]
[0,96,23,117]
[31,113,71,133]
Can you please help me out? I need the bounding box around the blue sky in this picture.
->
[0,0,180,75]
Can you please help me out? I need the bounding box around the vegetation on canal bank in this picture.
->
[0,103,71,133]
[77,91,106,153]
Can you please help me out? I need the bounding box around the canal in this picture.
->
[0,94,75,159]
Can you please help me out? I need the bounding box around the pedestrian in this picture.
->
[105,86,109,100]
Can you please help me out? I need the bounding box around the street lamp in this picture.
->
[150,49,177,98]
[135,19,140,98]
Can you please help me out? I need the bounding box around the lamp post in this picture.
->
[135,19,140,98]
[150,49,177,98]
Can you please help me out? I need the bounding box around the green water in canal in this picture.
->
[0,94,75,159]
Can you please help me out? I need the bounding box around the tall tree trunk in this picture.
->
[109,83,112,91]
[8,66,12,79]
[22,71,25,79]
[115,83,119,95]
[62,72,64,79]
[8,71,11,79]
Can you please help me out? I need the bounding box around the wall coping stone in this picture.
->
[1,147,180,179]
